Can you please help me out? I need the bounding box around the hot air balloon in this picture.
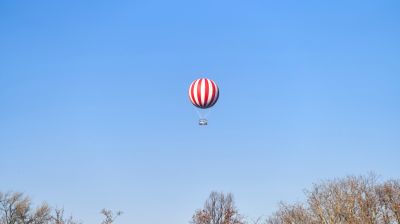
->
[188,78,219,125]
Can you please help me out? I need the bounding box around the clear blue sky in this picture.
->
[1,0,399,223]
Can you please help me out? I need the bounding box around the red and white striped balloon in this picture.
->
[188,78,219,109]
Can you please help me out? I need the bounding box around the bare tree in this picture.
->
[51,208,81,224]
[267,203,316,224]
[376,180,400,223]
[100,209,122,224]
[191,192,244,224]
[0,191,121,224]
[0,192,51,224]
[266,174,400,224]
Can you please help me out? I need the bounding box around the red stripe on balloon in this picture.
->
[204,78,209,107]
[190,81,197,107]
[197,78,203,107]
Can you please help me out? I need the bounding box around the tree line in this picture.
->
[0,192,121,224]
[191,174,400,224]
[1,174,399,224]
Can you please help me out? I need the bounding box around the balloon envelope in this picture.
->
[188,78,219,109]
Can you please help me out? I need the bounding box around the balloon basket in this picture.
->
[199,119,208,126]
